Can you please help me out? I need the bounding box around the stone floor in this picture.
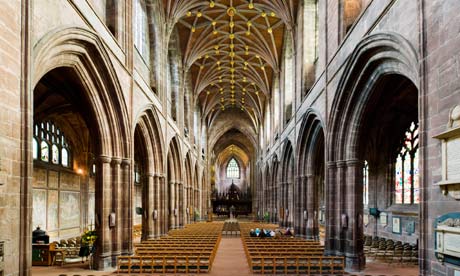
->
[32,237,419,276]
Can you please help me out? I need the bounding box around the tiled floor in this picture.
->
[32,237,419,276]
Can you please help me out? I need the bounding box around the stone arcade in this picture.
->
[1,0,460,275]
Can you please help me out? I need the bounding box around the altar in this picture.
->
[212,182,252,217]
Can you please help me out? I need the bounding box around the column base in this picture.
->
[345,253,366,272]
[95,254,114,270]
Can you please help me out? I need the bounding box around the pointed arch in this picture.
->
[32,27,130,157]
[297,109,325,174]
[328,32,419,161]
[296,109,326,239]
[167,136,183,182]
[134,105,165,175]
[326,33,420,270]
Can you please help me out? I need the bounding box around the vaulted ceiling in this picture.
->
[163,0,298,130]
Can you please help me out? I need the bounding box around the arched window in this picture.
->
[134,163,141,185]
[395,122,419,204]
[34,121,71,168]
[52,144,59,164]
[226,158,240,179]
[303,0,318,93]
[40,141,49,162]
[134,0,150,61]
[32,137,38,160]
[283,32,294,123]
[273,77,280,134]
[363,160,369,206]
[61,148,69,167]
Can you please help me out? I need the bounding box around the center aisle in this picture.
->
[209,237,252,276]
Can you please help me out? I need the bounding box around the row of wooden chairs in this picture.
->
[249,255,345,274]
[117,255,212,274]
[117,222,223,274]
[240,222,344,274]
[222,221,241,236]
[364,235,418,264]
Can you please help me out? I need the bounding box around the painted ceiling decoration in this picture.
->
[164,0,298,129]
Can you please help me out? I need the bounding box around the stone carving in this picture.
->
[439,218,460,227]
[435,213,460,264]
[433,105,460,200]
[448,105,460,128]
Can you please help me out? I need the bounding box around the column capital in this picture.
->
[327,161,337,168]
[111,157,122,165]
[345,159,363,166]
[154,173,165,178]
[336,160,347,168]
[98,155,112,164]
[121,158,131,166]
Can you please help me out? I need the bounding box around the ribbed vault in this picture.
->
[163,0,298,129]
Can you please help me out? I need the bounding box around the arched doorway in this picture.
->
[280,141,294,228]
[166,137,182,229]
[30,28,130,269]
[296,110,325,241]
[133,108,164,240]
[327,33,420,271]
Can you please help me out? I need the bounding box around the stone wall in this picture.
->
[0,0,26,275]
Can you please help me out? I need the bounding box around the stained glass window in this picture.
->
[34,121,71,168]
[394,122,419,204]
[363,160,369,206]
[61,148,69,167]
[40,141,49,162]
[52,144,59,164]
[226,158,240,179]
[32,138,38,160]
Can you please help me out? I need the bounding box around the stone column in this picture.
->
[160,175,167,235]
[169,181,175,229]
[325,161,337,255]
[306,174,316,239]
[95,155,112,269]
[121,158,132,254]
[142,173,155,240]
[153,174,161,238]
[111,157,122,265]
[336,161,347,255]
[293,176,302,236]
[300,175,307,237]
[344,159,365,271]
[177,182,183,228]
[287,181,294,227]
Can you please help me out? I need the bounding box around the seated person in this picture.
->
[249,229,256,237]
[259,229,267,238]
[269,230,276,237]
[284,227,293,236]
[255,228,261,237]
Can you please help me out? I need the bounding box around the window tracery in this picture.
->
[33,121,71,168]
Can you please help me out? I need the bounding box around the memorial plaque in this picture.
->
[363,214,369,226]
[435,212,460,266]
[380,212,387,226]
[447,138,460,180]
[392,217,401,234]
[433,105,460,199]
[445,232,460,253]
